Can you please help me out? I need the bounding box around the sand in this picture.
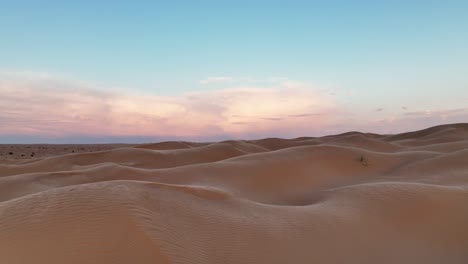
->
[1,123,468,263]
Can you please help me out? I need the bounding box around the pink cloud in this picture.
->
[0,72,337,139]
[1,71,467,141]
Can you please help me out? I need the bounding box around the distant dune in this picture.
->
[1,123,468,263]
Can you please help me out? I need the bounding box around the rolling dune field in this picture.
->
[1,123,468,263]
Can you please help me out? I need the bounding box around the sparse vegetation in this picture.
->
[359,155,368,166]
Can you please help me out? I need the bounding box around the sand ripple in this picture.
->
[1,123,468,263]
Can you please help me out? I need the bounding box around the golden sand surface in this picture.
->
[1,123,468,263]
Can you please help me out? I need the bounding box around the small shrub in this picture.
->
[359,155,368,166]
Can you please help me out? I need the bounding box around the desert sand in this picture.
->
[1,123,468,263]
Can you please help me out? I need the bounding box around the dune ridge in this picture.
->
[1,123,468,263]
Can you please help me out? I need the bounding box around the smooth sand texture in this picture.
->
[1,123,468,263]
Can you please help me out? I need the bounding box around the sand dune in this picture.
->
[1,123,468,263]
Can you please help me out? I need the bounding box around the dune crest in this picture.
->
[1,123,468,263]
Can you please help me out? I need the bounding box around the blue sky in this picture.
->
[0,1,467,142]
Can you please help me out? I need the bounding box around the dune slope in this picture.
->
[1,123,468,264]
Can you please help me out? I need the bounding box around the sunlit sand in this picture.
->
[1,123,467,263]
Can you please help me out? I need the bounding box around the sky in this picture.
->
[1,0,467,143]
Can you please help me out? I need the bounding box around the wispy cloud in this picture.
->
[259,117,283,121]
[231,121,250,125]
[288,113,321,117]
[404,111,430,116]
[356,108,468,134]
[0,72,336,140]
[199,76,290,85]
[238,77,289,83]
[199,76,233,84]
[404,108,467,117]
[1,71,467,142]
